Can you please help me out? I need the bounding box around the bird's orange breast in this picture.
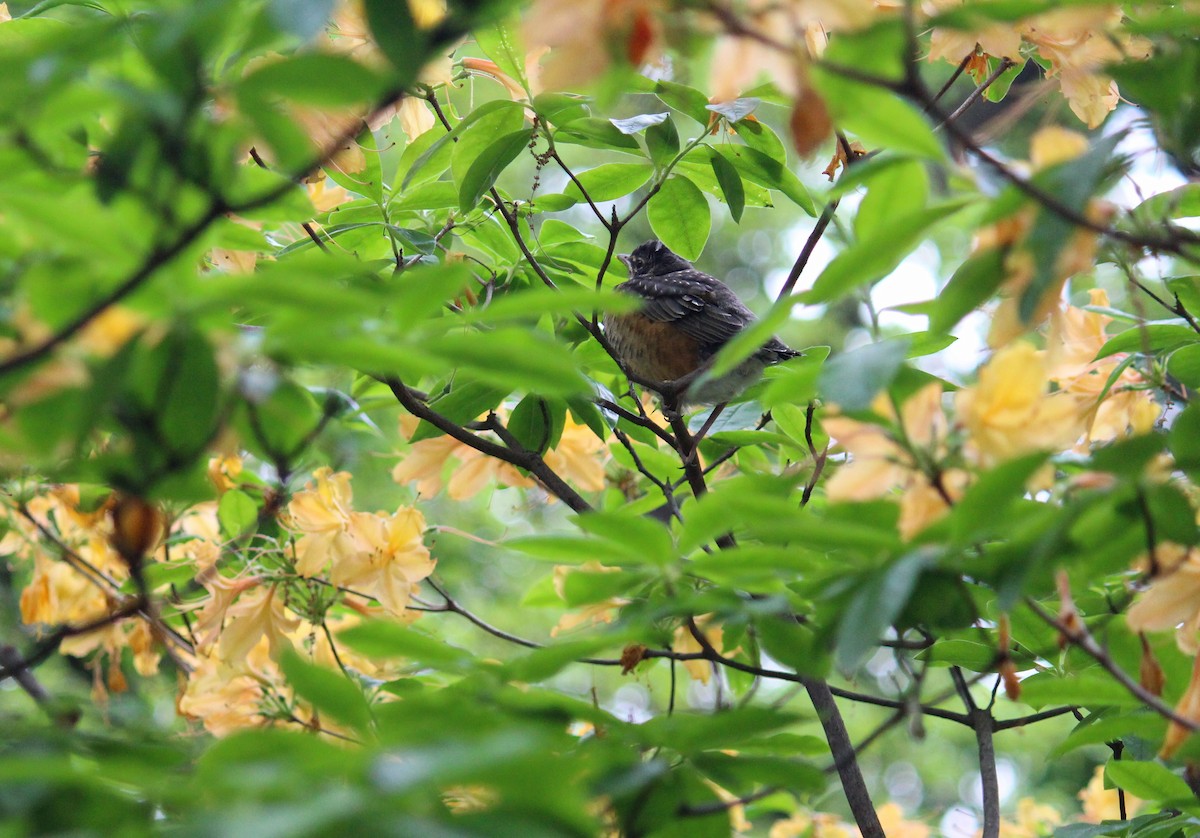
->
[604,312,702,382]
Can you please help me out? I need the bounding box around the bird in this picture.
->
[604,239,801,405]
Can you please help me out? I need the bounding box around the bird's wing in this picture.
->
[619,269,753,348]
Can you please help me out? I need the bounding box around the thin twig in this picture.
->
[1025,596,1198,732]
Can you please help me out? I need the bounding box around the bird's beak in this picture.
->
[617,254,631,270]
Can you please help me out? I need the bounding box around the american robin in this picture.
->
[604,240,801,404]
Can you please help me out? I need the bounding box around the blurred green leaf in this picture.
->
[279,650,373,735]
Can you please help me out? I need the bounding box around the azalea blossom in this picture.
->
[672,615,725,684]
[824,383,966,539]
[768,809,856,838]
[288,467,361,577]
[332,508,436,616]
[956,342,1086,468]
[218,584,301,662]
[991,797,1062,837]
[1078,763,1143,821]
[1125,544,1200,654]
[551,562,627,636]
[1045,289,1160,443]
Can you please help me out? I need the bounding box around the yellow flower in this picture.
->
[1078,763,1143,820]
[524,0,664,91]
[1045,290,1160,444]
[992,796,1061,837]
[550,562,627,636]
[956,342,1086,467]
[768,810,855,838]
[544,417,609,493]
[157,502,223,572]
[1126,545,1200,654]
[1020,8,1150,129]
[926,0,1023,66]
[824,383,965,539]
[334,508,436,616]
[179,641,278,736]
[672,616,724,684]
[207,455,244,494]
[288,467,360,577]
[393,415,534,499]
[877,802,930,838]
[127,620,162,677]
[192,573,263,652]
[218,585,300,662]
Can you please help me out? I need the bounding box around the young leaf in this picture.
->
[610,112,669,134]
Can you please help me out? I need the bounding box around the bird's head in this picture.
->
[618,239,694,277]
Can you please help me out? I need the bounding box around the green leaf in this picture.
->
[397,126,454,189]
[423,328,589,396]
[362,0,424,81]
[475,18,530,92]
[279,650,373,735]
[647,176,711,261]
[854,159,929,241]
[1020,671,1144,710]
[701,295,799,382]
[756,618,832,678]
[645,116,680,167]
[654,80,711,125]
[507,395,566,455]
[709,153,745,222]
[814,70,944,160]
[929,248,1008,334]
[805,200,969,304]
[1052,711,1166,757]
[1130,183,1200,221]
[1106,760,1195,803]
[238,54,386,108]
[555,118,643,152]
[337,621,476,671]
[217,490,258,539]
[947,452,1048,545]
[1168,342,1200,387]
[761,346,830,407]
[837,552,935,671]
[1019,136,1122,322]
[818,338,909,411]
[563,163,653,202]
[410,381,510,442]
[919,640,997,670]
[1170,403,1200,479]
[458,129,531,211]
[1095,323,1198,359]
[712,145,814,215]
[451,103,527,188]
